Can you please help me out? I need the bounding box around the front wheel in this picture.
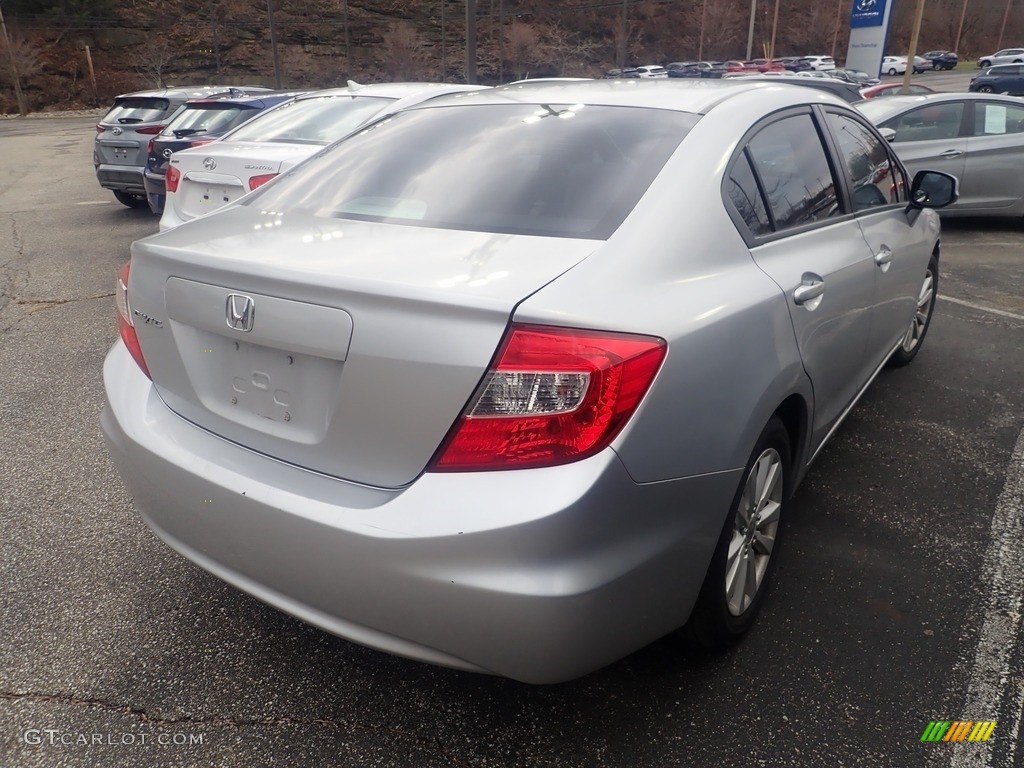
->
[686,417,791,648]
[113,190,148,209]
[889,255,938,368]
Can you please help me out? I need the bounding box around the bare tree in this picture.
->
[0,35,43,89]
[131,37,177,87]
[505,21,543,80]
[545,23,598,75]
[381,21,427,80]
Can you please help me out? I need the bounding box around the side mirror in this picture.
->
[908,169,959,210]
[879,127,896,143]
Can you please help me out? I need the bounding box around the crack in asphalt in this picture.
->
[0,691,473,765]
[14,292,115,314]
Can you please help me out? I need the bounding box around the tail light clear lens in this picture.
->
[166,165,181,193]
[249,173,278,191]
[136,124,165,135]
[430,325,666,471]
[116,262,151,379]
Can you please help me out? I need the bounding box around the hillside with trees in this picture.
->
[1,0,1021,113]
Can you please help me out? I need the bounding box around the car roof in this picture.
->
[182,90,304,107]
[293,82,485,102]
[856,91,1023,120]
[432,78,853,115]
[112,86,271,100]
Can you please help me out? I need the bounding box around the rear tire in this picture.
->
[889,255,938,368]
[113,190,148,209]
[977,85,994,93]
[887,67,898,75]
[686,417,791,648]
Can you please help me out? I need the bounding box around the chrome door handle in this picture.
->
[939,149,964,158]
[874,246,893,267]
[793,278,825,305]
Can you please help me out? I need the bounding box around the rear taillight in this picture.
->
[95,124,106,133]
[248,173,278,191]
[136,124,165,135]
[116,262,151,379]
[189,138,214,149]
[430,325,666,471]
[166,165,181,193]
[146,138,155,155]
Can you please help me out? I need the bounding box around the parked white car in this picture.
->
[977,48,1024,68]
[801,56,836,71]
[881,56,908,75]
[159,82,486,231]
[635,65,669,78]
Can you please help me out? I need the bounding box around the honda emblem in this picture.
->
[226,294,255,332]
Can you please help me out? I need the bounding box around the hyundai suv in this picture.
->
[94,86,270,208]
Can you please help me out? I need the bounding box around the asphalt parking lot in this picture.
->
[1,97,1022,768]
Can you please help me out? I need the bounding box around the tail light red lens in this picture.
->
[248,173,278,191]
[147,138,155,155]
[136,124,165,135]
[166,165,181,193]
[95,124,106,133]
[116,262,151,379]
[430,325,666,471]
[189,138,214,149]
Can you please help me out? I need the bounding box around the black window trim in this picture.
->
[721,105,854,249]
[817,104,911,218]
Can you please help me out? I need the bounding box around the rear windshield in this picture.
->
[161,104,257,138]
[103,97,171,124]
[247,103,696,239]
[225,95,392,145]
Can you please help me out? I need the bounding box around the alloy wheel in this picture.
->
[725,448,783,616]
[902,265,935,354]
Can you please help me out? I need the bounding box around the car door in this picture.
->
[725,110,878,450]
[879,100,968,201]
[822,109,934,364]
[955,99,1024,215]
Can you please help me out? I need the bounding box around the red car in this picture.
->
[748,58,785,72]
[860,82,936,98]
[724,60,760,73]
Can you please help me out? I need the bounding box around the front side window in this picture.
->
[744,114,841,230]
[248,104,695,239]
[827,113,906,209]
[879,102,965,142]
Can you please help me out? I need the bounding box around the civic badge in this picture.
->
[203,157,217,170]
[226,294,255,332]
[112,127,123,136]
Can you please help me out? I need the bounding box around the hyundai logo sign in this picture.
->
[203,157,217,170]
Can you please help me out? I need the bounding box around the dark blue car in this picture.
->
[969,64,1024,96]
[143,90,302,214]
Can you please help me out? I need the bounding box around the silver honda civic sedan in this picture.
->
[102,79,956,683]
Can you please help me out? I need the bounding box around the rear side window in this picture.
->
[103,97,171,124]
[726,151,771,235]
[972,101,1024,135]
[744,114,840,230]
[249,104,695,239]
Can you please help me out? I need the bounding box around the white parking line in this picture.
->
[74,200,111,206]
[940,295,1024,323]
[949,426,1024,768]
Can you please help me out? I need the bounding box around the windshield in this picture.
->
[247,103,696,239]
[225,95,392,145]
[103,97,171,124]
[161,104,256,137]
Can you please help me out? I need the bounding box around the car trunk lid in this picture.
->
[128,208,599,488]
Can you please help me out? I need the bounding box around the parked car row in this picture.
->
[101,76,963,684]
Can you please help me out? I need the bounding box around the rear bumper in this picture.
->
[96,164,145,194]
[143,171,166,214]
[101,343,740,683]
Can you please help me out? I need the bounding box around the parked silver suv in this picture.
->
[93,86,269,208]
